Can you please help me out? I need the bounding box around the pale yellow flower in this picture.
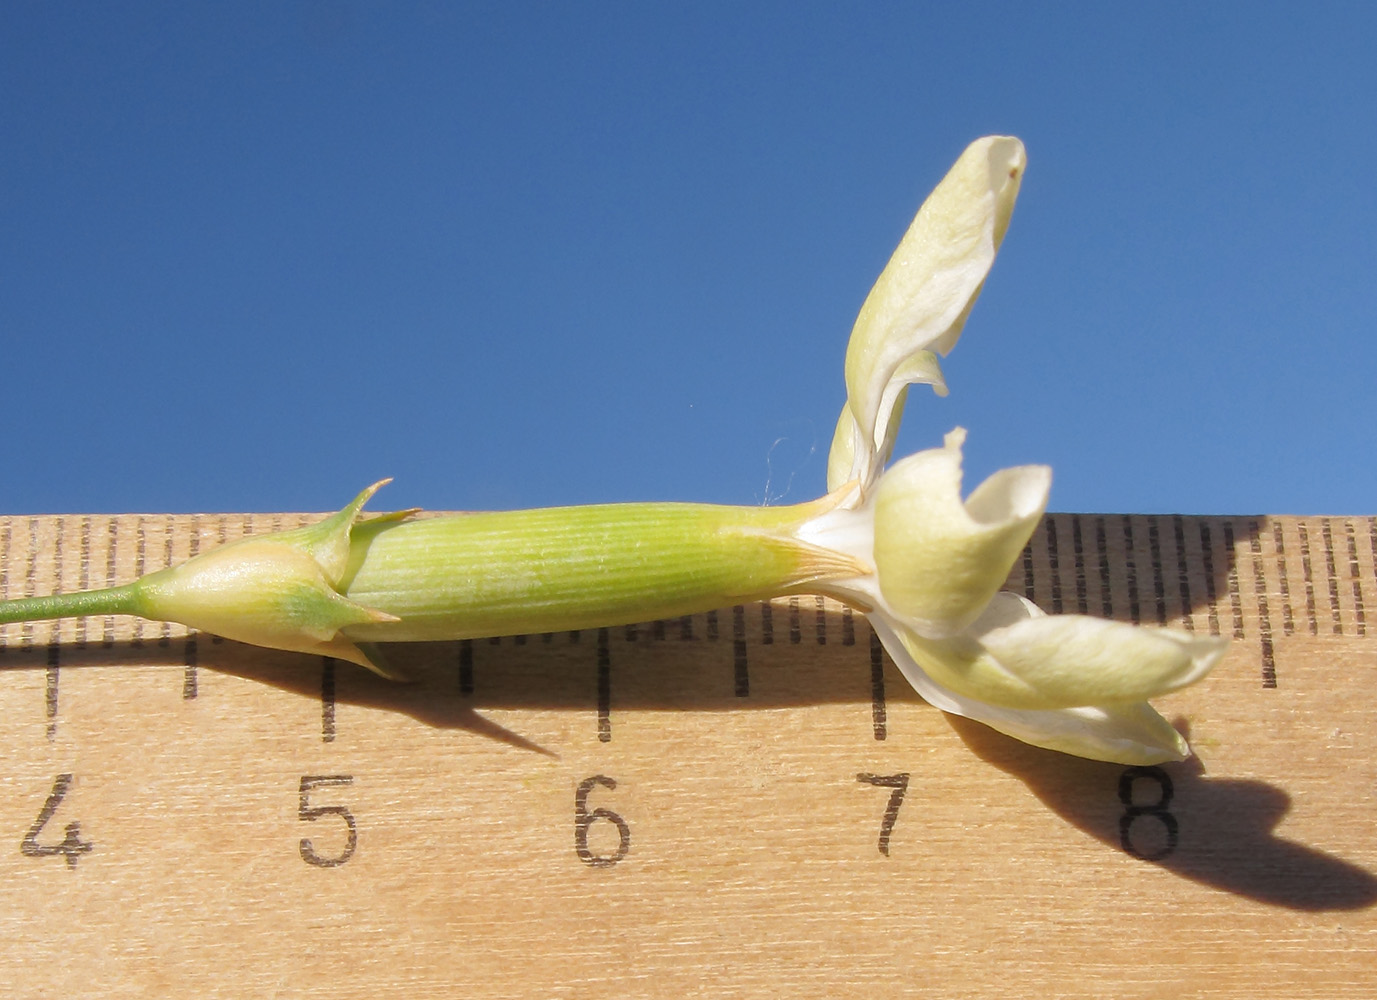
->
[809,136,1226,764]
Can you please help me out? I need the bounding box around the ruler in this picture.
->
[0,510,1373,998]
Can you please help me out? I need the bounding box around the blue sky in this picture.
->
[4,3,1375,517]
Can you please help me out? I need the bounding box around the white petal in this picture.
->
[869,614,1193,765]
[872,429,1049,637]
[842,136,1024,488]
[826,404,861,495]
[826,351,947,494]
[891,591,1227,711]
[979,611,1228,707]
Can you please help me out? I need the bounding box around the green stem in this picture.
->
[0,583,144,626]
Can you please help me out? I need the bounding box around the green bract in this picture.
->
[0,136,1226,764]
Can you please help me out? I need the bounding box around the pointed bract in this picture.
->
[133,484,412,678]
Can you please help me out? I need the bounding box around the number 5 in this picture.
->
[298,775,357,868]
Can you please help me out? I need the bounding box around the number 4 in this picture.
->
[22,773,95,869]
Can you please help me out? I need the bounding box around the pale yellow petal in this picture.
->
[869,614,1194,765]
[872,429,1048,636]
[842,136,1024,486]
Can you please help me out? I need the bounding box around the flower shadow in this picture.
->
[947,713,1377,912]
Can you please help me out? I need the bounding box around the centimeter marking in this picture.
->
[3,512,1377,744]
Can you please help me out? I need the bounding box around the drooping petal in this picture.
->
[868,614,1195,765]
[888,592,1227,710]
[841,136,1024,489]
[871,428,1049,637]
[977,602,1228,706]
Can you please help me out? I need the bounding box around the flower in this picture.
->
[0,135,1225,766]
[805,136,1226,765]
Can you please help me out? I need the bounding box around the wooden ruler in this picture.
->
[0,511,1373,998]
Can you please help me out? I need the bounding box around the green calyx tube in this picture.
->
[340,498,862,644]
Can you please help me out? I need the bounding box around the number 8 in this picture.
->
[1118,766,1178,861]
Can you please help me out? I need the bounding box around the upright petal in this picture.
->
[842,136,1025,488]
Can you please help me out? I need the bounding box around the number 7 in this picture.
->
[856,772,910,856]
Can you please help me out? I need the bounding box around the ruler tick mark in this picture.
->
[159,524,174,647]
[0,520,11,605]
[1172,516,1194,631]
[1322,521,1342,634]
[1071,515,1089,614]
[1045,518,1063,614]
[1298,522,1318,634]
[597,628,611,742]
[102,517,118,647]
[1095,517,1113,619]
[870,629,887,741]
[1199,522,1221,636]
[1369,517,1377,622]
[1121,516,1141,624]
[24,518,41,649]
[183,637,198,699]
[0,522,8,655]
[1249,523,1277,688]
[458,640,474,695]
[77,516,91,648]
[52,516,66,646]
[1147,517,1167,626]
[1273,521,1295,636]
[1345,520,1365,636]
[1021,538,1035,601]
[321,658,337,743]
[133,517,149,648]
[732,606,749,697]
[1223,522,1245,640]
[45,644,59,740]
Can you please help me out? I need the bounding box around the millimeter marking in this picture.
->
[5,510,1377,753]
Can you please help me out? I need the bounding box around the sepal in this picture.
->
[134,482,412,677]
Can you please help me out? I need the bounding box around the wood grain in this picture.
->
[0,512,1373,998]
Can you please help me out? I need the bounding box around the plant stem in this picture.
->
[0,583,143,626]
